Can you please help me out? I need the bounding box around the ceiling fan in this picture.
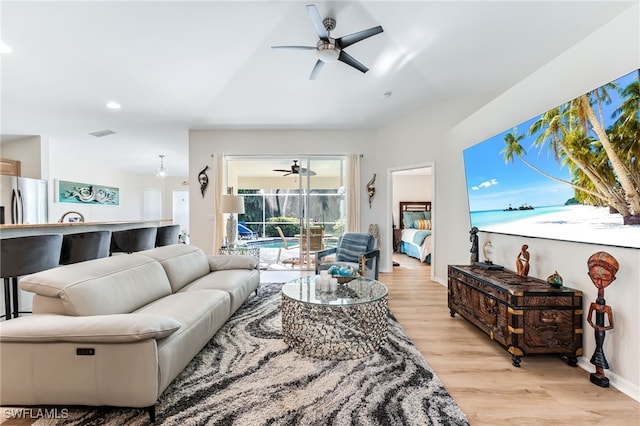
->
[272,4,383,80]
[273,160,317,176]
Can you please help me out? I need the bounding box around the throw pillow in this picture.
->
[414,219,432,230]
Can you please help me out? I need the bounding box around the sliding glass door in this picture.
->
[226,156,346,270]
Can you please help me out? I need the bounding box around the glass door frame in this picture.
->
[225,154,346,271]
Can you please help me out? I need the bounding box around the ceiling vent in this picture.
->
[89,129,115,137]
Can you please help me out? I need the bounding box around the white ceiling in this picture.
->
[1,1,634,177]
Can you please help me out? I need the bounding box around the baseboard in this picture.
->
[576,358,640,402]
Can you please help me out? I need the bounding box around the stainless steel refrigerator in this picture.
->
[0,176,48,224]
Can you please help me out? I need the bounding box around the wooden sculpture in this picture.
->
[198,165,209,198]
[366,174,376,208]
[586,251,619,387]
[516,244,530,277]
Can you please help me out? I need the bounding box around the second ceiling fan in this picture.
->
[273,160,316,176]
[272,4,384,80]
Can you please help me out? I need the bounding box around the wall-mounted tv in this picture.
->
[463,69,639,249]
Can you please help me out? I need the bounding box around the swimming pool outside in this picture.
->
[244,238,293,249]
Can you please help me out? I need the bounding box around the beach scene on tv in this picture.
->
[463,69,639,249]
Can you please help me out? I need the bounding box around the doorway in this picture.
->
[388,164,434,279]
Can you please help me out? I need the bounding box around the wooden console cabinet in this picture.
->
[448,265,583,367]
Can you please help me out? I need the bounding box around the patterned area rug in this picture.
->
[36,283,468,426]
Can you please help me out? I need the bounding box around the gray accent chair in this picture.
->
[315,232,380,280]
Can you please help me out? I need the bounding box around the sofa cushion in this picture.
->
[0,313,181,343]
[134,289,231,392]
[208,254,258,271]
[180,269,260,314]
[139,245,210,293]
[19,254,172,316]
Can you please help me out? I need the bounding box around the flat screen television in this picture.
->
[463,69,639,249]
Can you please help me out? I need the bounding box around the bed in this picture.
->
[398,201,432,264]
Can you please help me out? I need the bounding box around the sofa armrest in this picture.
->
[0,313,181,343]
[207,254,259,271]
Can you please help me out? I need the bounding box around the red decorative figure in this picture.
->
[586,251,619,388]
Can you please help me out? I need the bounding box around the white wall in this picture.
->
[392,173,431,227]
[47,138,186,223]
[376,5,639,399]
[0,136,46,179]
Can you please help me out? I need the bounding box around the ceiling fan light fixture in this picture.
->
[271,5,383,80]
[317,41,339,63]
[156,154,168,177]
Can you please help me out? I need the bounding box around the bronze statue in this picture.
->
[586,251,619,387]
[516,244,530,277]
[469,227,479,263]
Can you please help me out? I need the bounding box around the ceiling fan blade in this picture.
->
[306,4,329,41]
[299,168,317,176]
[271,45,316,51]
[273,169,292,173]
[309,59,325,80]
[336,26,384,49]
[338,51,369,73]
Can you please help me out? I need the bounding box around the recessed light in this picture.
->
[0,42,12,54]
[106,101,121,110]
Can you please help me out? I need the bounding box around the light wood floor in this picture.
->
[384,253,639,425]
[3,258,638,425]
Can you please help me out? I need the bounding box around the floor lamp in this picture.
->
[221,194,245,247]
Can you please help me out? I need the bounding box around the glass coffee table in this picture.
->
[281,275,389,360]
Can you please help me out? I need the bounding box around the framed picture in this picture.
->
[58,180,119,205]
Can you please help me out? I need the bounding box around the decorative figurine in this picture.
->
[586,251,619,388]
[516,244,530,277]
[469,226,479,263]
[546,271,563,288]
[366,174,376,208]
[198,165,209,198]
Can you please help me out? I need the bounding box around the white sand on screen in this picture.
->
[483,205,639,248]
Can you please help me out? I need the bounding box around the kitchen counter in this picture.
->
[0,220,172,239]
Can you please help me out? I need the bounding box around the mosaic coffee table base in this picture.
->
[282,293,389,360]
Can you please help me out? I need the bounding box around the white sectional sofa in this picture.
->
[0,244,260,421]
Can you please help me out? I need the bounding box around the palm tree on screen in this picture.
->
[503,73,640,225]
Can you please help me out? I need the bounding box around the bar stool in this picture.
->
[60,230,112,265]
[1,234,63,320]
[110,227,157,254]
[155,224,180,247]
